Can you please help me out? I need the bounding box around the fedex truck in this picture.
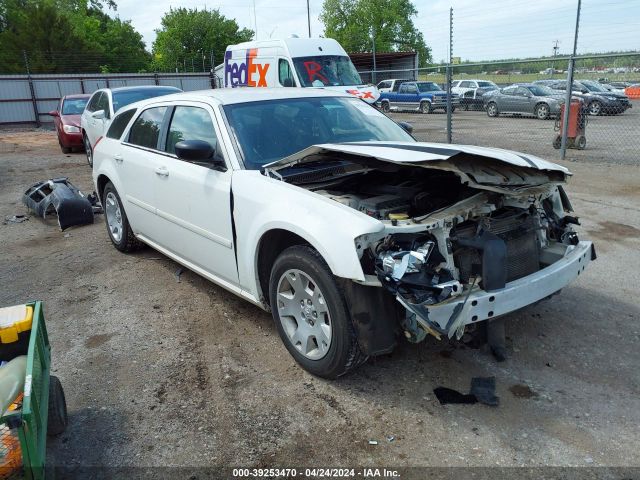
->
[215,37,380,104]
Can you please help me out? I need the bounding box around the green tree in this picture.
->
[320,0,431,66]
[152,7,253,72]
[0,0,149,73]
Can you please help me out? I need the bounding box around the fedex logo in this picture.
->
[224,49,270,87]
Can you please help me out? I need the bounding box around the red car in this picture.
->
[49,94,91,153]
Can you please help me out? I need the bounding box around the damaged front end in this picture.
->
[265,142,596,345]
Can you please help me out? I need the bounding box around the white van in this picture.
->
[216,37,379,104]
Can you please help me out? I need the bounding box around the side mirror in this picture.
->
[397,121,414,134]
[48,110,59,117]
[91,110,105,120]
[175,140,226,168]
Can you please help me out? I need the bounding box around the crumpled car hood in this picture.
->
[263,141,570,193]
[264,141,569,173]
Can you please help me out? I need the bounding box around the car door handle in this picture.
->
[114,154,123,163]
[155,167,169,177]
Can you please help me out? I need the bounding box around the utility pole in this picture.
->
[553,40,560,57]
[371,26,377,84]
[253,0,258,39]
[560,0,581,160]
[446,7,453,144]
[23,50,40,127]
[307,0,311,37]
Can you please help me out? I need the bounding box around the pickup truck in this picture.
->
[378,81,460,113]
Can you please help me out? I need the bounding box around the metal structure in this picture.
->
[0,72,215,125]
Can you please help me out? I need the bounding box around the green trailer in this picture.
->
[0,301,67,480]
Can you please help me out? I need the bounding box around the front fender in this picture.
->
[231,171,384,299]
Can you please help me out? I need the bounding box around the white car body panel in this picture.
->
[231,170,385,300]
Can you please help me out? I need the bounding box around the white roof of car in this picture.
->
[140,87,353,106]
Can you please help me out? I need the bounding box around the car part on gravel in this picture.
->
[23,178,94,230]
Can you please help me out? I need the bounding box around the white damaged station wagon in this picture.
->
[92,88,595,378]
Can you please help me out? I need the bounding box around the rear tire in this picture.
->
[60,144,71,154]
[575,135,586,149]
[269,245,366,379]
[102,182,144,253]
[47,376,68,436]
[588,100,602,116]
[535,103,550,120]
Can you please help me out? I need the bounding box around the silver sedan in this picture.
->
[484,84,564,119]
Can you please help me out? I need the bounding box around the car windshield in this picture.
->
[61,98,88,115]
[527,85,555,96]
[580,81,608,92]
[223,96,414,169]
[112,88,180,113]
[477,81,497,88]
[417,82,441,92]
[292,56,363,87]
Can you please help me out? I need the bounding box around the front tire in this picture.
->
[420,101,432,114]
[381,101,390,113]
[102,182,144,253]
[83,133,93,167]
[269,245,366,379]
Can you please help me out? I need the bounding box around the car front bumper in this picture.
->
[399,241,595,337]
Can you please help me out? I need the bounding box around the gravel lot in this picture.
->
[0,121,639,476]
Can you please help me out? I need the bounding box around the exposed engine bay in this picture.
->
[265,143,595,344]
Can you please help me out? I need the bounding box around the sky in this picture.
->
[113,0,640,62]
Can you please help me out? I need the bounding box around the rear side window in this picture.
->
[128,107,168,149]
[107,109,136,139]
[95,92,110,117]
[278,59,294,86]
[165,106,218,155]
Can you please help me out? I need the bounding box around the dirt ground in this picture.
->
[1,126,639,476]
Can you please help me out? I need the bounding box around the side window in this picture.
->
[165,106,219,157]
[128,107,168,149]
[502,86,517,95]
[86,92,101,113]
[460,81,472,88]
[278,59,294,86]
[516,87,530,96]
[95,92,110,118]
[107,109,136,139]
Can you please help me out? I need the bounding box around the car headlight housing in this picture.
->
[63,125,80,133]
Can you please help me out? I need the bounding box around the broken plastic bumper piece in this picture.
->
[399,241,594,338]
[23,177,94,231]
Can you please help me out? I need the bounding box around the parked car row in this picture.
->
[48,86,182,158]
[374,77,635,119]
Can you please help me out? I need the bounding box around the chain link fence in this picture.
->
[365,53,640,165]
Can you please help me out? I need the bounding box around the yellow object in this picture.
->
[0,305,33,344]
[388,213,410,220]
